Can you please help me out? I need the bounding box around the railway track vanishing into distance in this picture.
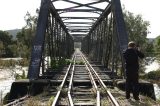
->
[52,49,119,106]
[5,49,120,106]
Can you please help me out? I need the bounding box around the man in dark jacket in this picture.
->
[123,41,144,100]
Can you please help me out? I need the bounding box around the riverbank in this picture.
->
[0,66,28,101]
[145,59,160,73]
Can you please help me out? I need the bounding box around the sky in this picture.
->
[0,0,160,38]
[0,0,40,30]
[121,0,160,38]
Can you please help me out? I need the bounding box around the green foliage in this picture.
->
[145,39,155,53]
[15,70,26,80]
[154,36,160,51]
[142,70,160,80]
[8,44,18,57]
[0,41,4,54]
[48,96,54,106]
[76,61,85,65]
[0,31,12,46]
[0,58,29,68]
[51,59,59,69]
[15,73,22,80]
[65,59,73,65]
[3,93,10,105]
[19,58,29,66]
[147,70,160,80]
[123,8,152,74]
[58,58,66,66]
[0,30,14,57]
[16,28,33,58]
[21,70,26,79]
[0,59,17,68]
[16,12,38,58]
[123,9,150,51]
[50,58,73,70]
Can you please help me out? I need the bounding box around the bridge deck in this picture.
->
[6,50,159,106]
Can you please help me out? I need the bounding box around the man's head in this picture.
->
[128,41,136,48]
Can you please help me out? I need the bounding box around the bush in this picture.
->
[15,73,22,80]
[79,61,85,65]
[19,58,29,66]
[50,58,73,70]
[147,70,160,80]
[15,70,26,80]
[65,59,73,65]
[48,96,54,106]
[58,58,66,66]
[0,58,29,68]
[3,93,10,105]
[0,59,16,68]
[75,61,85,65]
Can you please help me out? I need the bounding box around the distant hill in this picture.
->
[147,38,155,43]
[6,29,21,40]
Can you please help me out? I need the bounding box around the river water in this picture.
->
[0,66,27,101]
[145,59,160,73]
[0,78,15,99]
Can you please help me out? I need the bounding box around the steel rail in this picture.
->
[81,55,100,106]
[81,51,120,106]
[4,95,29,106]
[68,56,76,106]
[67,51,100,106]
[51,55,75,106]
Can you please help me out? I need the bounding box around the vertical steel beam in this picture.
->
[27,0,50,79]
[112,0,128,77]
[112,0,128,51]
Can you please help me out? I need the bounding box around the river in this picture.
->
[0,66,28,102]
[145,59,160,73]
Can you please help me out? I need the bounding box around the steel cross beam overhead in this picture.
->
[27,0,128,79]
[51,0,111,40]
[82,0,128,78]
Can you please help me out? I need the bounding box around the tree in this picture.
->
[154,36,160,52]
[8,44,19,57]
[0,41,4,56]
[154,35,160,59]
[0,31,12,46]
[123,10,150,51]
[16,12,38,58]
[0,30,14,57]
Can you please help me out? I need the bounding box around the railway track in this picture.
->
[4,49,120,106]
[52,49,119,106]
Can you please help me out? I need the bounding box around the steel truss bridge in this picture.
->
[5,0,145,105]
[28,0,128,79]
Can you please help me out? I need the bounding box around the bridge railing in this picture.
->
[27,0,74,79]
[81,0,128,78]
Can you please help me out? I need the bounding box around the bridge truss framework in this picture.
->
[27,0,128,79]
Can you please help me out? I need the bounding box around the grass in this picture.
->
[26,97,42,106]
[48,96,54,106]
[75,61,85,65]
[25,92,55,106]
[101,98,111,106]
[60,88,68,98]
[0,58,29,68]
[50,58,74,70]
